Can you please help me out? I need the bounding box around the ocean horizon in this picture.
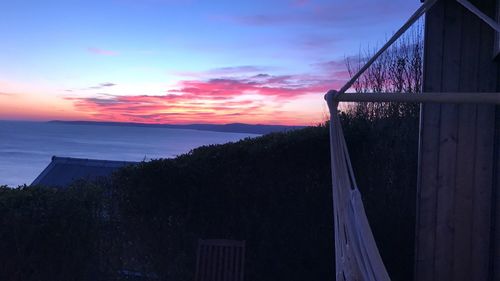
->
[0,120,258,187]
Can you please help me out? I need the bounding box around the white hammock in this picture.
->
[325,93,391,281]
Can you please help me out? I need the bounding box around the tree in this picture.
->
[345,20,424,119]
[339,19,424,280]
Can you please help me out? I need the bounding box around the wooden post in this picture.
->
[415,1,500,281]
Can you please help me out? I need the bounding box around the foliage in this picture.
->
[335,19,423,279]
[0,183,104,281]
[0,102,421,281]
[110,126,334,281]
[108,111,418,281]
[345,19,423,119]
[0,111,418,281]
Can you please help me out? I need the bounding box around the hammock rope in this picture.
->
[326,92,391,281]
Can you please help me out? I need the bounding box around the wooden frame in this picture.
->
[325,91,500,104]
[495,0,500,59]
[414,1,500,280]
[456,0,500,59]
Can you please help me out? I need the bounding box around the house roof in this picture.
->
[31,156,138,188]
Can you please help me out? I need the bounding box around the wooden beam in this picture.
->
[456,0,500,32]
[326,91,500,104]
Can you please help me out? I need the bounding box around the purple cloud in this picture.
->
[312,59,351,80]
[206,65,269,75]
[87,47,119,56]
[86,82,116,90]
[292,0,309,7]
[173,65,274,79]
[297,34,338,50]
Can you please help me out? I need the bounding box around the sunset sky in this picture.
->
[0,0,420,125]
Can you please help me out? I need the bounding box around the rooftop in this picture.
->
[31,156,138,188]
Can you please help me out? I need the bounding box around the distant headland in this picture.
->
[48,120,305,135]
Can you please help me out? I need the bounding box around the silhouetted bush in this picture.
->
[109,108,418,281]
[0,183,103,281]
[0,109,419,281]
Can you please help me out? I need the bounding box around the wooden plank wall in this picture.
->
[415,0,500,281]
[494,106,500,281]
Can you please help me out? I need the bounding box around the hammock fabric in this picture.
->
[326,92,391,281]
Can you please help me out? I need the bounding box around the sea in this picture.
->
[0,121,258,187]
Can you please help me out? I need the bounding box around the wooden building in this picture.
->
[415,0,500,280]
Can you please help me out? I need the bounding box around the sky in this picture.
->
[0,0,421,125]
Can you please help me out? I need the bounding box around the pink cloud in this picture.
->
[65,66,348,125]
[87,47,119,56]
[167,74,333,99]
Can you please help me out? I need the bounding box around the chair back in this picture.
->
[195,239,245,281]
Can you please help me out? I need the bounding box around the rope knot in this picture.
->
[324,90,341,111]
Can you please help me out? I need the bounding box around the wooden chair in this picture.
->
[195,239,245,281]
